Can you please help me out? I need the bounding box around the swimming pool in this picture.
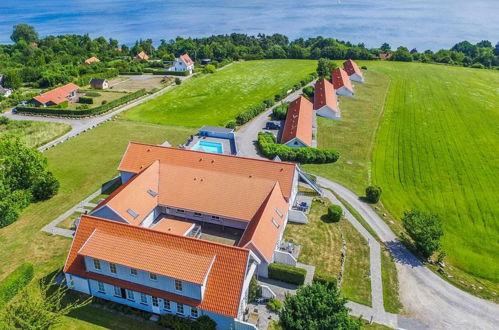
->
[191,141,224,154]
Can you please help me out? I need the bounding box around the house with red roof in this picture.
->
[84,56,100,65]
[314,78,340,120]
[343,59,364,83]
[280,96,314,148]
[64,143,303,328]
[331,68,354,98]
[32,83,80,107]
[379,53,393,60]
[134,51,150,61]
[174,54,194,74]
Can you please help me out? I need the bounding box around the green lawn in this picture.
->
[285,200,372,306]
[123,60,316,127]
[0,119,71,148]
[368,62,499,295]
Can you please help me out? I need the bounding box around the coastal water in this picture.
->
[0,0,498,50]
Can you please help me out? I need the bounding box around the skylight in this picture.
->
[127,208,139,219]
[147,189,157,197]
[272,217,280,229]
[275,208,283,218]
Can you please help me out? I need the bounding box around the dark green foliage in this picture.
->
[10,24,38,43]
[0,263,34,307]
[312,272,337,288]
[316,58,337,78]
[119,72,143,75]
[279,282,361,330]
[158,314,216,330]
[85,91,101,97]
[271,103,288,120]
[393,46,413,62]
[225,120,236,129]
[263,98,276,107]
[257,132,339,164]
[203,64,217,73]
[248,276,261,302]
[16,89,147,117]
[78,96,94,104]
[327,204,343,222]
[402,210,444,258]
[365,185,382,203]
[267,298,283,312]
[268,263,307,285]
[31,171,60,201]
[175,78,182,85]
[302,86,314,99]
[380,43,391,52]
[361,65,367,70]
[236,102,267,125]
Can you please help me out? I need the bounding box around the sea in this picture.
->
[0,0,498,50]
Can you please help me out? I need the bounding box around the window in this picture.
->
[275,208,283,218]
[194,212,202,217]
[175,280,183,291]
[191,307,198,318]
[164,300,171,311]
[176,209,184,213]
[140,293,148,305]
[152,296,159,307]
[271,216,281,228]
[126,289,135,301]
[147,189,157,197]
[109,263,117,274]
[97,281,105,293]
[211,215,220,220]
[177,303,184,315]
[150,272,157,281]
[114,286,121,297]
[127,208,139,219]
[130,268,137,276]
[93,259,101,270]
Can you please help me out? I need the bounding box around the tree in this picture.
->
[393,46,412,62]
[476,40,492,48]
[365,185,382,203]
[402,210,443,258]
[494,42,499,56]
[316,58,336,78]
[31,171,60,201]
[203,64,216,73]
[175,78,181,85]
[10,24,39,44]
[327,204,343,222]
[279,282,361,330]
[380,42,391,52]
[3,70,22,89]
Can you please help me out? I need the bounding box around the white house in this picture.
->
[332,68,354,98]
[174,54,194,74]
[343,59,364,83]
[313,78,340,120]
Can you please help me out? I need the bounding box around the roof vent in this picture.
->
[211,160,215,163]
[199,158,203,162]
[147,189,157,197]
[147,148,151,152]
[127,208,139,219]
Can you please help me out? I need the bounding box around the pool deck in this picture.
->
[185,135,234,155]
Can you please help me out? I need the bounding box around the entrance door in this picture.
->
[152,296,160,314]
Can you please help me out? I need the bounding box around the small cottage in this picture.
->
[89,78,109,90]
[343,59,364,83]
[331,68,354,98]
[135,51,149,61]
[174,54,194,74]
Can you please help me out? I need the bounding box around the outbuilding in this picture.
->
[331,68,354,98]
[89,78,109,89]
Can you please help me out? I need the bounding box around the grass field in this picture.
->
[284,200,371,306]
[368,62,499,292]
[123,60,316,127]
[0,119,71,148]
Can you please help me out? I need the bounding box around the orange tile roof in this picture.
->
[33,83,79,105]
[379,53,392,60]
[180,54,193,66]
[136,51,149,60]
[313,78,339,112]
[65,215,250,317]
[152,217,195,235]
[78,229,214,284]
[118,143,296,202]
[331,68,353,92]
[84,56,100,64]
[343,59,363,78]
[281,96,313,147]
[239,182,288,261]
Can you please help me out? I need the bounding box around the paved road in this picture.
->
[317,177,499,330]
[1,74,192,152]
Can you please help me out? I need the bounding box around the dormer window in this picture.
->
[130,268,138,276]
[93,259,101,270]
[109,263,117,274]
[175,279,183,291]
[150,272,157,281]
[211,215,220,220]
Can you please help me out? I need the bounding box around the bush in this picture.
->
[471,62,485,69]
[313,272,337,288]
[31,171,59,201]
[302,85,314,99]
[236,102,267,125]
[257,132,339,164]
[402,209,444,258]
[0,117,10,125]
[119,71,143,75]
[203,64,217,73]
[267,298,282,312]
[268,263,307,285]
[76,104,90,110]
[248,276,261,302]
[365,185,382,203]
[326,204,343,222]
[78,96,94,104]
[158,314,216,330]
[361,65,367,70]
[101,100,107,105]
[0,263,34,307]
[175,78,182,85]
[263,98,275,107]
[271,103,288,120]
[225,120,236,129]
[85,91,101,97]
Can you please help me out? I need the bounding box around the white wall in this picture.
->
[316,105,341,120]
[336,87,354,98]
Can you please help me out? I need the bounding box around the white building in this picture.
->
[332,68,354,98]
[174,54,194,74]
[343,59,365,83]
[313,78,340,120]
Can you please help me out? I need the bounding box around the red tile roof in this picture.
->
[33,83,79,105]
[65,215,250,317]
[313,78,339,112]
[281,96,313,147]
[331,68,353,92]
[84,56,100,64]
[180,54,193,66]
[151,217,195,235]
[379,53,392,60]
[343,59,363,78]
[136,51,149,60]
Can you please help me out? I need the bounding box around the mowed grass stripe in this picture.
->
[369,62,499,282]
[123,60,316,127]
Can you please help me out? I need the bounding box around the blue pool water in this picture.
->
[191,141,224,154]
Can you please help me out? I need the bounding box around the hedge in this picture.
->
[313,272,337,288]
[78,96,94,104]
[15,89,147,117]
[0,263,34,307]
[236,102,267,125]
[257,132,340,164]
[85,91,101,97]
[271,103,288,120]
[119,71,143,75]
[158,314,216,330]
[268,263,306,285]
[154,70,190,76]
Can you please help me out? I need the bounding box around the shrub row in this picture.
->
[78,96,94,104]
[154,70,190,76]
[16,89,147,117]
[258,132,340,164]
[268,263,307,285]
[271,103,288,120]
[0,263,34,307]
[312,272,337,288]
[119,71,143,75]
[85,91,101,97]
[158,314,216,330]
